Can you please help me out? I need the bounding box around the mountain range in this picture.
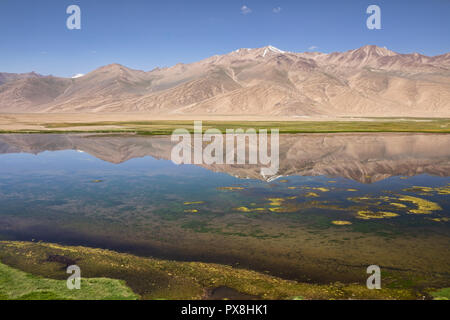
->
[1,45,450,117]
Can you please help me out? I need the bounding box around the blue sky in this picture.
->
[0,0,449,77]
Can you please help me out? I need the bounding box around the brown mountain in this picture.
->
[0,76,72,112]
[1,45,450,117]
[0,71,42,86]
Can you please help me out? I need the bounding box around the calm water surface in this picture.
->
[0,133,449,286]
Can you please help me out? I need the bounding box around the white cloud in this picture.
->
[241,5,252,15]
[308,46,319,51]
[273,7,281,14]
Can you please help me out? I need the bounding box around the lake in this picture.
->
[0,133,449,287]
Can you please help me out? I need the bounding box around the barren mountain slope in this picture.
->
[0,76,71,112]
[0,72,42,86]
[1,45,449,117]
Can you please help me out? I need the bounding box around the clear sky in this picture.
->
[1,0,449,77]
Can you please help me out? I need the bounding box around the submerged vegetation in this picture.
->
[348,193,444,219]
[397,195,442,214]
[403,185,450,195]
[201,182,448,226]
[217,187,245,191]
[184,201,205,205]
[233,206,266,212]
[331,221,352,226]
[356,211,399,220]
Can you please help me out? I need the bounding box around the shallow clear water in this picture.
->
[0,133,449,285]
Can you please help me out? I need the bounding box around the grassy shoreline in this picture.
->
[0,119,450,135]
[0,262,138,300]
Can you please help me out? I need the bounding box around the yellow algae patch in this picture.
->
[267,205,299,213]
[403,186,434,193]
[327,181,337,183]
[348,196,370,202]
[397,195,442,214]
[234,207,265,213]
[430,217,450,222]
[332,220,352,226]
[288,187,297,189]
[184,201,204,205]
[305,192,319,198]
[390,202,407,208]
[267,201,302,213]
[184,209,198,213]
[266,197,300,212]
[91,179,103,183]
[356,211,381,220]
[217,187,245,191]
[435,186,450,195]
[301,187,330,192]
[347,189,358,192]
[378,212,400,218]
[279,180,289,183]
[267,198,285,206]
[268,207,286,213]
[403,185,450,195]
[356,211,399,220]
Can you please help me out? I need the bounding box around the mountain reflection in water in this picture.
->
[0,133,449,183]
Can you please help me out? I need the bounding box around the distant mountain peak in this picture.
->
[266,45,285,53]
[88,63,143,78]
[261,45,286,57]
[352,45,397,57]
[29,71,43,77]
[100,63,128,70]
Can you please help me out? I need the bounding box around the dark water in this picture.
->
[0,133,449,286]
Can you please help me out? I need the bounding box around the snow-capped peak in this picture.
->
[267,45,285,54]
[262,45,285,57]
[72,73,84,79]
